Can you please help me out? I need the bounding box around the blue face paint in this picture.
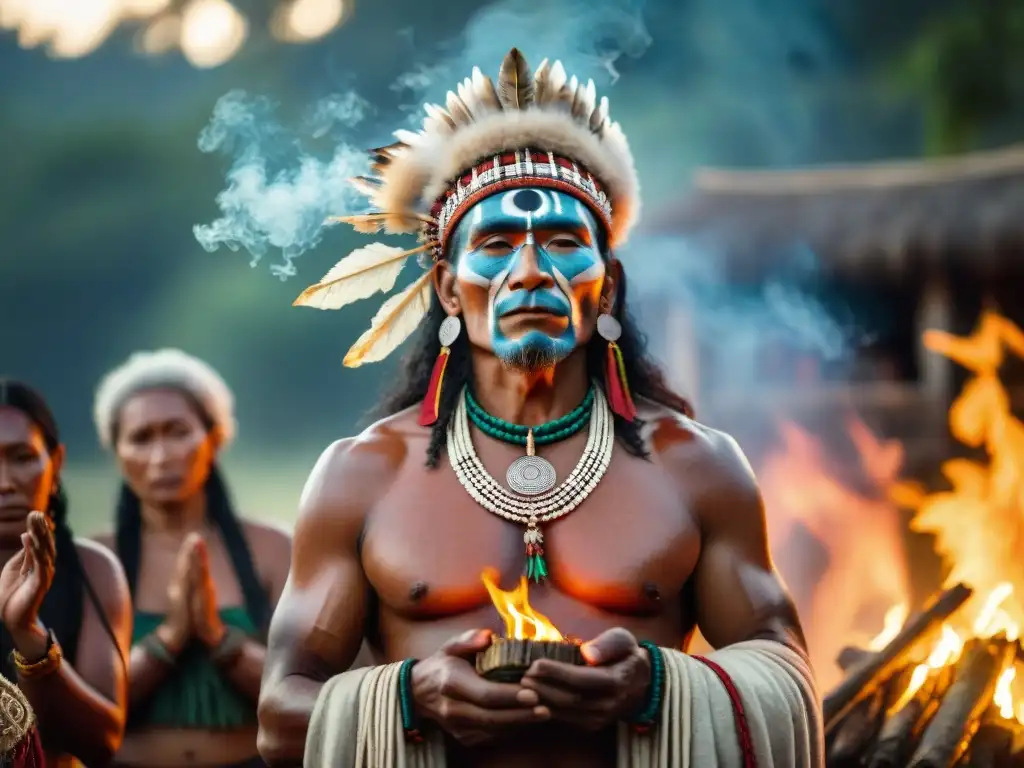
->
[449,187,606,370]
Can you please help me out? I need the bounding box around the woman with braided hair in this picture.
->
[0,379,132,767]
[90,349,291,768]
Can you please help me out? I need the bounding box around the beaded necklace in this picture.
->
[465,386,593,445]
[464,386,593,496]
[447,383,614,581]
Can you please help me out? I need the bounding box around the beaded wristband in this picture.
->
[11,630,63,679]
[211,626,249,668]
[398,658,423,743]
[627,641,664,732]
[139,633,177,666]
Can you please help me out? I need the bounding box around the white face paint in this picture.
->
[448,186,608,369]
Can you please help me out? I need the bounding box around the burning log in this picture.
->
[826,685,888,767]
[824,582,974,727]
[475,638,583,682]
[836,645,874,672]
[867,666,953,768]
[907,636,1017,768]
[962,707,1017,767]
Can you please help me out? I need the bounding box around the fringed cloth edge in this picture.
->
[304,639,823,768]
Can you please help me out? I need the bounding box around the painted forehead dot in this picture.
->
[500,188,550,218]
[513,189,543,212]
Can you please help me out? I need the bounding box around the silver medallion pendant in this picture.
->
[506,455,557,496]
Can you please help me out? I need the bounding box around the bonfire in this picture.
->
[823,311,1024,767]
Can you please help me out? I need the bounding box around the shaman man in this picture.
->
[257,49,823,767]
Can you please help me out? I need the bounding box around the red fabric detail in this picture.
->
[605,344,636,422]
[692,655,757,768]
[418,349,450,426]
[10,727,45,768]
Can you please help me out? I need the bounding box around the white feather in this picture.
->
[393,128,425,146]
[548,61,568,97]
[293,242,422,310]
[343,270,434,367]
[458,78,479,117]
[471,67,501,114]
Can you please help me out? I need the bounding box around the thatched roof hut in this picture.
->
[647,144,1024,282]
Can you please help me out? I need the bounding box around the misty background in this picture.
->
[2,0,1023,537]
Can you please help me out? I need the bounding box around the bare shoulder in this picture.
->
[73,537,131,614]
[295,407,424,539]
[640,401,760,514]
[90,531,115,552]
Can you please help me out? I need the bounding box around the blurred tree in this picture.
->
[886,0,1024,154]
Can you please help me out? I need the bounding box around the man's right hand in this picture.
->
[411,629,550,747]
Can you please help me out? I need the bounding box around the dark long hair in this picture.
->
[0,380,117,680]
[110,394,269,631]
[376,265,694,467]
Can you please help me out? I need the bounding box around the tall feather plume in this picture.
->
[422,103,456,137]
[589,95,610,134]
[497,48,534,109]
[328,212,433,234]
[532,58,551,104]
[349,176,382,197]
[548,60,568,99]
[457,79,481,119]
[573,78,597,121]
[393,128,426,147]
[343,269,434,367]
[471,67,502,114]
[552,73,578,113]
[293,242,435,310]
[445,91,473,125]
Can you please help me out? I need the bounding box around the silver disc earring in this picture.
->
[439,315,461,348]
[597,312,621,342]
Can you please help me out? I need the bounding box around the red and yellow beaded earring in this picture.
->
[418,315,461,426]
[597,298,636,422]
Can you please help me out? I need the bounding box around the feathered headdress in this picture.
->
[294,48,640,368]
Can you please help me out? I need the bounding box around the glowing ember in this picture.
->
[481,568,563,642]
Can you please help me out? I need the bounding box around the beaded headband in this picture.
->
[427,150,613,260]
[293,48,640,368]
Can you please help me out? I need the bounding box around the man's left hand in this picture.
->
[520,627,650,731]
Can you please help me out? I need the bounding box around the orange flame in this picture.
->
[757,417,911,690]
[879,311,1024,724]
[481,568,563,641]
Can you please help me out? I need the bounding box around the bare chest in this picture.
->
[361,437,701,627]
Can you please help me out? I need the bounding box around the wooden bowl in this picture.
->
[475,638,584,682]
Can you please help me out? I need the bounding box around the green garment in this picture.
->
[130,607,257,730]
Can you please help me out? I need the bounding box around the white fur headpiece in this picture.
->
[93,348,236,449]
[293,48,640,368]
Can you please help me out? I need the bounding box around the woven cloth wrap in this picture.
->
[304,639,824,768]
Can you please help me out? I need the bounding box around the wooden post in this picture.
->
[916,275,952,400]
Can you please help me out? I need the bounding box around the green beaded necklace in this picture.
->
[464,387,594,446]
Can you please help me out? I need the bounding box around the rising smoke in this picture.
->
[193,89,371,279]
[194,0,860,368]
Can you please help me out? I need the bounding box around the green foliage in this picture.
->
[885,0,1024,154]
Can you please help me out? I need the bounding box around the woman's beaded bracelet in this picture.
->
[398,658,423,743]
[11,629,63,679]
[138,633,178,666]
[627,641,665,732]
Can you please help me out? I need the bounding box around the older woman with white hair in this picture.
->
[91,349,291,768]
